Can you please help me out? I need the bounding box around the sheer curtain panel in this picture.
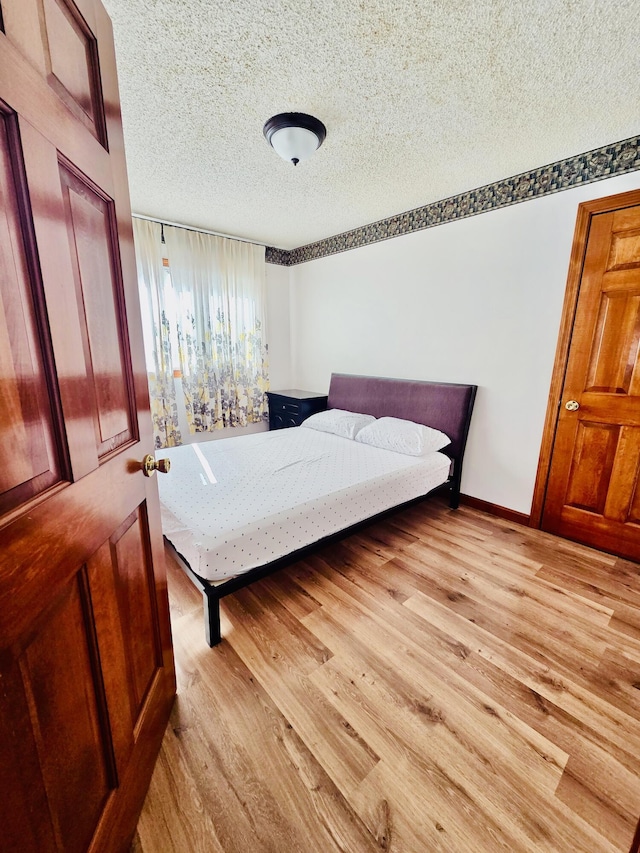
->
[132,218,182,448]
[163,225,269,433]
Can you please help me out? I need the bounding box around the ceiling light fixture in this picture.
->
[263,112,326,166]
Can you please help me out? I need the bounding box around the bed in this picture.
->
[158,373,477,646]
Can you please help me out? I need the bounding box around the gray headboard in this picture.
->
[327,373,477,466]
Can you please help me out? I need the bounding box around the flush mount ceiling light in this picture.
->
[263,112,326,166]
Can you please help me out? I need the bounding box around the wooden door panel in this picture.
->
[0,460,149,646]
[627,470,640,526]
[0,107,66,514]
[110,506,163,715]
[0,15,113,192]
[604,426,640,523]
[59,160,135,456]
[563,214,614,397]
[551,509,640,557]
[585,291,640,393]
[608,231,640,273]
[2,0,106,145]
[1,1,48,75]
[87,539,136,777]
[20,574,114,852]
[40,0,107,146]
[0,653,57,853]
[565,421,619,513]
[19,118,105,480]
[541,193,640,561]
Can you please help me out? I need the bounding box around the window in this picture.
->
[133,217,269,447]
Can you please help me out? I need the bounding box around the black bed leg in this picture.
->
[449,480,460,509]
[203,592,222,647]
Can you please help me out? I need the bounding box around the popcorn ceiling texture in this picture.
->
[103,0,640,251]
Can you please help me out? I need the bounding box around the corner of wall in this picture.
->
[265,261,294,390]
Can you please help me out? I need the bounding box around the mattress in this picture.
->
[157,427,451,582]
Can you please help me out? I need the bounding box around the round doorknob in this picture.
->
[142,454,171,477]
[565,400,580,412]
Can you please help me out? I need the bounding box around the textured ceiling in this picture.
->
[102,0,640,250]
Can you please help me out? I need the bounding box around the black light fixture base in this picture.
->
[263,112,327,147]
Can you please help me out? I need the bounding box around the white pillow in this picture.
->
[300,408,376,440]
[355,416,450,456]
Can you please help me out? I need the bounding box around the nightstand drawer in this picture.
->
[274,401,301,415]
[266,390,328,430]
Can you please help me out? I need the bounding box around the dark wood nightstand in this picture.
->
[266,389,328,430]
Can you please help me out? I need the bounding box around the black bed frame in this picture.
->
[166,374,477,647]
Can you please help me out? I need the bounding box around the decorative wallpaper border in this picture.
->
[265,135,640,267]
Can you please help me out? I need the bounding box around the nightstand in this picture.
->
[266,389,328,430]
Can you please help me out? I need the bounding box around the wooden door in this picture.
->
[0,1,176,851]
[537,190,640,561]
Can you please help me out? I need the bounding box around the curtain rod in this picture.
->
[132,213,270,249]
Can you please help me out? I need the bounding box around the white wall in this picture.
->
[287,173,640,514]
[265,261,292,390]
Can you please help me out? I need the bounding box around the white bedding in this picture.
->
[157,427,451,582]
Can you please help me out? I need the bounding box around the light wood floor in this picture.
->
[132,499,640,853]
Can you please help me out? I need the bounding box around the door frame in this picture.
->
[530,187,640,529]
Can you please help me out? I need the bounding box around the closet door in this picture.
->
[538,190,640,561]
[0,2,175,850]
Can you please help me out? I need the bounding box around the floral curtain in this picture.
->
[163,225,269,432]
[132,218,182,448]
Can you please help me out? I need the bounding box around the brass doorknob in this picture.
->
[142,454,171,477]
[565,400,580,412]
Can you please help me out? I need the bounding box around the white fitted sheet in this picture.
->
[157,427,451,582]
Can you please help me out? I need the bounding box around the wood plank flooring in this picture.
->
[132,499,640,853]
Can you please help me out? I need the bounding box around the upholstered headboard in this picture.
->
[327,373,477,467]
